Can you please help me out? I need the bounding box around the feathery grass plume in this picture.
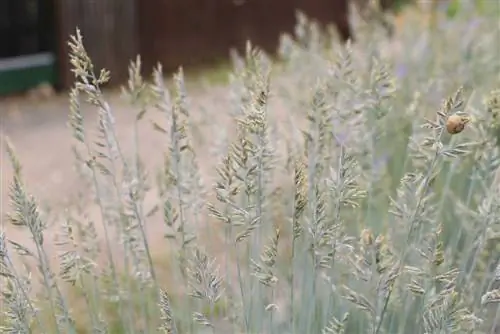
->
[232,42,278,331]
[479,256,500,331]
[278,11,326,69]
[120,55,160,288]
[250,226,280,332]
[299,69,367,332]
[363,57,396,149]
[374,87,475,332]
[283,155,308,330]
[392,88,469,242]
[225,131,262,243]
[68,28,154,331]
[303,81,333,182]
[396,223,469,332]
[150,63,213,334]
[325,43,371,174]
[352,0,395,37]
[451,89,500,307]
[121,55,150,115]
[4,139,75,333]
[168,67,207,215]
[445,90,500,291]
[299,182,329,333]
[158,289,178,334]
[325,44,379,195]
[322,312,349,334]
[458,179,500,281]
[318,145,365,330]
[292,157,308,240]
[295,79,335,333]
[210,42,276,332]
[484,89,500,147]
[151,66,201,331]
[207,145,247,329]
[67,87,95,202]
[452,177,500,331]
[481,289,500,306]
[249,229,281,331]
[0,231,42,333]
[54,215,106,332]
[107,80,157,316]
[293,11,324,54]
[342,228,398,333]
[152,66,198,253]
[187,247,224,331]
[384,172,442,331]
[356,56,396,229]
[67,87,85,144]
[368,57,396,110]
[320,146,366,296]
[0,276,33,334]
[327,145,367,227]
[480,257,500,326]
[277,12,331,103]
[326,41,360,107]
[120,161,154,283]
[251,227,280,287]
[233,43,275,239]
[421,270,481,333]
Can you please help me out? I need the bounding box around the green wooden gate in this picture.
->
[0,0,57,96]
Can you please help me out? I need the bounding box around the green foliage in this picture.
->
[446,0,462,19]
[388,0,415,13]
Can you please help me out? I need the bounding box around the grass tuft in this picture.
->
[2,6,500,334]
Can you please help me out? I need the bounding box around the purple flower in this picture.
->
[467,18,481,32]
[332,119,349,146]
[371,153,389,180]
[396,64,408,80]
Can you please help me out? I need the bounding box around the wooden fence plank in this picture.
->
[137,0,352,77]
[55,0,137,88]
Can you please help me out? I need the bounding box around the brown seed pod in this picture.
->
[361,229,374,246]
[446,114,470,134]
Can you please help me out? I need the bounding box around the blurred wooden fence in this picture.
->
[56,0,138,88]
[55,0,352,89]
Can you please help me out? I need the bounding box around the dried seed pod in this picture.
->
[446,114,470,134]
[361,229,374,246]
